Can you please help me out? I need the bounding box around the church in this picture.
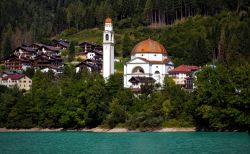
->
[101,17,174,89]
[123,39,174,89]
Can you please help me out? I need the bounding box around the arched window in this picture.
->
[106,34,109,41]
[155,71,160,74]
[132,66,144,74]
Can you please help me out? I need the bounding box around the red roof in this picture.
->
[169,65,199,73]
[2,74,25,80]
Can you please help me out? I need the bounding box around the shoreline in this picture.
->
[0,127,196,133]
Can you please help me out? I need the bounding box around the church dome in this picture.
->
[131,38,167,54]
[105,17,112,23]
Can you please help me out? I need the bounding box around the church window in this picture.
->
[132,66,144,74]
[155,71,160,74]
[106,34,109,41]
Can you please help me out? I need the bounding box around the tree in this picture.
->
[1,24,13,58]
[122,33,132,58]
[68,41,75,62]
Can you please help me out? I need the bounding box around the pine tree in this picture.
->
[122,33,131,58]
[68,41,75,62]
[1,24,13,58]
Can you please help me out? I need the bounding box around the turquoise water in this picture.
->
[0,132,249,154]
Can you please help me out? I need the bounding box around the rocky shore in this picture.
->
[0,127,196,133]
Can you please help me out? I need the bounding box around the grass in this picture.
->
[59,28,103,45]
[115,61,124,73]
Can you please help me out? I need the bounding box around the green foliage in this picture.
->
[68,41,76,62]
[1,24,13,58]
[61,28,78,37]
[193,62,250,131]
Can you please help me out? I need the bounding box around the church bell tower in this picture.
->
[103,17,114,79]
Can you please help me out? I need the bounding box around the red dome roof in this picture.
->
[131,38,167,54]
[105,17,112,23]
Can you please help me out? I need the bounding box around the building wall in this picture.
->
[169,73,188,85]
[87,52,95,59]
[18,76,32,91]
[131,53,167,61]
[1,79,16,88]
[0,76,32,90]
[103,23,114,79]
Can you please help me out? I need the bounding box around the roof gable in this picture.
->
[2,74,26,80]
[169,65,199,73]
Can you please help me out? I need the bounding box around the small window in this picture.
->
[154,54,156,56]
[141,54,143,56]
[106,34,109,41]
[156,66,158,68]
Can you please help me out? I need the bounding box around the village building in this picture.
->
[79,42,97,52]
[13,46,37,59]
[75,52,87,60]
[32,54,64,72]
[52,39,69,50]
[0,74,32,90]
[77,42,103,60]
[168,65,199,89]
[2,42,64,73]
[40,66,64,74]
[3,55,32,71]
[37,45,60,57]
[30,43,45,49]
[76,59,102,72]
[123,38,174,90]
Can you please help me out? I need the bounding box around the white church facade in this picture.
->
[123,39,174,89]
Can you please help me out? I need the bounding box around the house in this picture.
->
[3,55,32,71]
[124,38,174,89]
[0,74,32,90]
[78,41,103,60]
[37,45,60,57]
[168,65,199,89]
[13,46,37,59]
[76,59,102,73]
[79,42,96,52]
[53,39,69,50]
[40,66,64,74]
[33,54,63,70]
[30,43,45,49]
[128,76,156,90]
[75,52,87,60]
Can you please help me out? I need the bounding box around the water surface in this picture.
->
[0,132,249,154]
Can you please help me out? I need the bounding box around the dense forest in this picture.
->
[0,1,250,131]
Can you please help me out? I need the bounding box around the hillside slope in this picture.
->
[56,12,250,67]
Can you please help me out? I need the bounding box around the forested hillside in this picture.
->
[1,0,250,60]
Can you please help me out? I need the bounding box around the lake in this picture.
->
[0,132,249,154]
